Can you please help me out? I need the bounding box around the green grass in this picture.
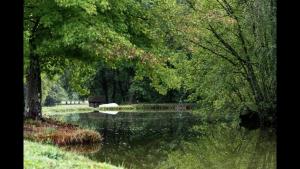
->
[43,104,96,116]
[24,140,124,169]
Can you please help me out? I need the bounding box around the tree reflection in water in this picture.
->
[158,123,276,169]
[53,111,276,169]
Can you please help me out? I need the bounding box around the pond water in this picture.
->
[52,111,276,169]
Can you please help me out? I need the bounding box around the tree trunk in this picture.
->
[25,51,42,119]
[111,71,116,102]
[101,69,109,103]
[117,70,125,102]
[244,62,265,109]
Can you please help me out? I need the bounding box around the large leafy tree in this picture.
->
[24,0,134,119]
[24,0,182,119]
[135,0,276,123]
[171,0,276,123]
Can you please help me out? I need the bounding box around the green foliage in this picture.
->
[25,0,187,107]
[44,83,68,106]
[61,59,96,97]
[25,0,276,122]
[176,50,247,114]
[167,0,276,118]
[150,64,181,95]
[41,73,69,106]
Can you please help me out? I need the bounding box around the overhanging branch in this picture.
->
[207,24,245,64]
[196,42,238,67]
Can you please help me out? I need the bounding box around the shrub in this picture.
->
[24,118,102,145]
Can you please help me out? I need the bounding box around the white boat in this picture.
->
[98,111,119,115]
[99,103,119,107]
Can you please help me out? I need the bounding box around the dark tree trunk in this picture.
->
[117,70,125,102]
[25,50,42,119]
[244,62,264,107]
[24,18,43,119]
[111,71,116,102]
[101,69,109,103]
[118,81,125,102]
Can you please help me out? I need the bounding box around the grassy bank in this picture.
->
[24,118,101,145]
[43,104,95,116]
[24,140,123,169]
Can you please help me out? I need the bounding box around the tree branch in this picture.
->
[29,17,41,41]
[24,17,37,24]
[195,42,238,67]
[216,0,250,60]
[207,24,246,64]
[203,38,237,57]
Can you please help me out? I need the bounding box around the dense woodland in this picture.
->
[24,0,276,127]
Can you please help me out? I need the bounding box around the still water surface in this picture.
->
[52,111,276,169]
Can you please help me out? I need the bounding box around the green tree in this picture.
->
[24,0,136,118]
[168,0,276,124]
[24,0,187,119]
[44,82,68,106]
